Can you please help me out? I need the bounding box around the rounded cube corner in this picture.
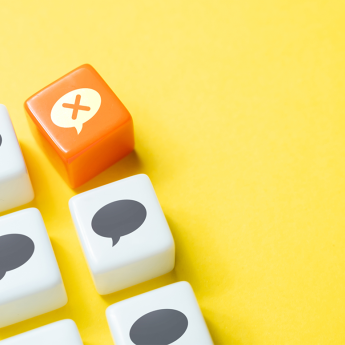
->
[137,173,151,182]
[175,281,194,295]
[63,318,77,326]
[25,207,42,219]
[61,291,69,308]
[68,195,78,209]
[78,63,96,72]
[105,303,115,318]
[53,318,77,331]
[26,188,35,204]
[24,97,31,109]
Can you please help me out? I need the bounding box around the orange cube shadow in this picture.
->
[24,64,134,188]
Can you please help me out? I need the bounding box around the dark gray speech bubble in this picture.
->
[91,199,147,247]
[130,309,188,345]
[0,234,35,281]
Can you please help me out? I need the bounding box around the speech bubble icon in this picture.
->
[51,88,101,135]
[130,309,188,345]
[0,234,35,281]
[91,200,147,247]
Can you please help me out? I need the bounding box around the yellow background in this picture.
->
[0,1,345,344]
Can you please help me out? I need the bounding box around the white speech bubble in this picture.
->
[51,88,101,134]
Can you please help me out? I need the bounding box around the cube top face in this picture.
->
[106,281,214,345]
[0,319,83,345]
[69,174,174,275]
[0,105,27,181]
[0,208,63,305]
[25,64,132,162]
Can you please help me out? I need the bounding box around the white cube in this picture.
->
[0,319,83,344]
[0,208,68,328]
[0,105,34,213]
[106,281,214,345]
[69,174,175,295]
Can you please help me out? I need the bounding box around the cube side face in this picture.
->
[106,282,214,345]
[0,282,67,328]
[0,208,67,327]
[0,172,34,213]
[0,105,34,212]
[95,240,175,295]
[1,320,83,345]
[68,118,134,188]
[69,174,175,294]
[24,64,134,188]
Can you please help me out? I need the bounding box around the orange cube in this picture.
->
[25,64,134,188]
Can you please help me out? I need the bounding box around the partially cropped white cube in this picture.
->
[106,281,214,345]
[0,208,67,328]
[0,319,83,345]
[69,174,175,295]
[0,105,34,212]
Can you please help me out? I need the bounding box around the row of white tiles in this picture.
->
[0,105,213,343]
[1,282,213,344]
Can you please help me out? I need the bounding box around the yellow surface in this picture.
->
[0,1,345,344]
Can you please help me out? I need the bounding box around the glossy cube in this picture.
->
[0,208,67,328]
[25,64,134,188]
[0,319,83,345]
[69,174,175,295]
[106,281,214,345]
[0,105,34,213]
